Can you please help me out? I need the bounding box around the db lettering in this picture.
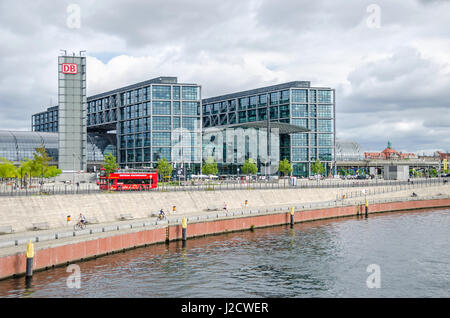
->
[62,63,78,74]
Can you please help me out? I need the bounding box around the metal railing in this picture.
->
[0,177,447,197]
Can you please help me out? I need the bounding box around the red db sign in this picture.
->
[62,63,78,74]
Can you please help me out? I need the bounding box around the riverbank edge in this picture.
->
[1,197,449,280]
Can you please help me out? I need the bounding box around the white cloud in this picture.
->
[0,0,449,154]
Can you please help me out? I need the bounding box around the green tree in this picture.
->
[311,159,325,176]
[278,158,292,176]
[202,157,218,176]
[157,158,173,181]
[430,168,438,177]
[0,157,18,180]
[103,153,119,176]
[43,166,62,179]
[241,158,257,175]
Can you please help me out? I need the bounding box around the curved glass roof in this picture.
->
[0,131,115,164]
[335,140,364,161]
[0,131,58,163]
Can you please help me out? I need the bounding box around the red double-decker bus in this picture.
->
[98,167,158,191]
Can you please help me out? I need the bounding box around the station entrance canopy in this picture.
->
[202,122,309,175]
[214,122,309,134]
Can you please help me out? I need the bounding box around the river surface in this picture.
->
[0,208,449,298]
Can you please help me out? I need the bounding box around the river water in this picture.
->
[0,208,449,298]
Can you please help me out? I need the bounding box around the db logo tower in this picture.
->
[62,63,78,74]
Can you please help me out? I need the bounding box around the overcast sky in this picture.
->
[0,0,449,154]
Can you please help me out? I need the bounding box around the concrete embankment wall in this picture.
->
[1,185,449,233]
[0,188,349,232]
[1,197,449,280]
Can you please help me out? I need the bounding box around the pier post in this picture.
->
[290,207,294,228]
[25,240,34,280]
[182,217,187,242]
[365,199,369,218]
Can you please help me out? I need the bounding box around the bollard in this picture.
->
[25,240,34,279]
[165,226,170,244]
[173,206,176,214]
[290,207,294,228]
[365,199,369,218]
[182,217,187,242]
[67,215,71,226]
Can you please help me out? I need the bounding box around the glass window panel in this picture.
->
[280,90,290,104]
[238,111,247,123]
[173,86,180,99]
[238,98,248,110]
[279,105,289,118]
[292,133,308,146]
[269,106,278,119]
[152,101,171,115]
[173,116,181,129]
[318,119,332,132]
[318,148,332,161]
[292,118,308,128]
[292,89,308,103]
[229,100,236,111]
[292,148,308,161]
[309,90,317,103]
[310,104,317,117]
[270,92,279,105]
[247,109,257,122]
[152,132,171,146]
[182,102,198,116]
[173,101,181,115]
[182,117,200,130]
[152,147,171,161]
[249,96,257,109]
[318,90,332,103]
[318,105,332,118]
[182,86,198,100]
[291,104,308,117]
[152,85,171,99]
[152,116,171,130]
[318,134,333,146]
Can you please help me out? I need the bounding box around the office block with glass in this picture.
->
[202,82,335,177]
[86,77,202,175]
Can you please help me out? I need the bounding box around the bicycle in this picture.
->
[74,220,87,230]
[157,211,166,221]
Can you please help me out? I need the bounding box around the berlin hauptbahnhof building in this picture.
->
[24,53,336,178]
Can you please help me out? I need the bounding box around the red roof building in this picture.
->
[365,142,418,160]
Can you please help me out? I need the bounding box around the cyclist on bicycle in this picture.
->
[158,209,165,220]
[79,213,86,225]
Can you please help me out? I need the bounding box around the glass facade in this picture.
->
[32,106,59,132]
[86,77,202,174]
[202,81,335,177]
[31,78,334,177]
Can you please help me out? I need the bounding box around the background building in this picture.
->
[33,76,203,176]
[31,76,337,178]
[32,106,58,132]
[87,77,202,175]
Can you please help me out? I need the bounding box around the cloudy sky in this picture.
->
[0,0,449,154]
